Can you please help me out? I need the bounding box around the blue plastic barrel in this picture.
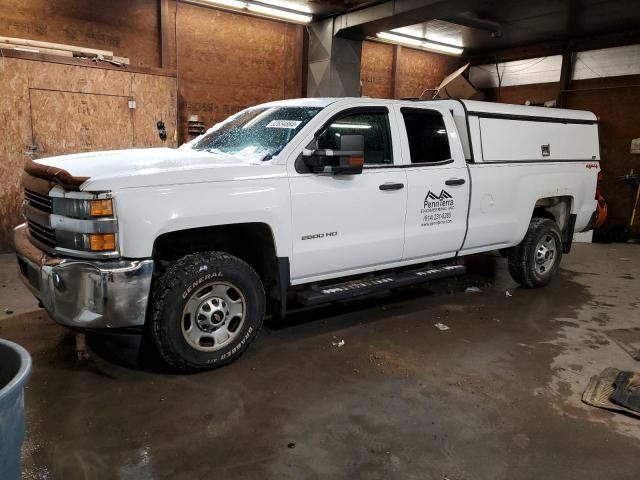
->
[0,339,32,480]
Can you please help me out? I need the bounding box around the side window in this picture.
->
[317,112,393,165]
[401,109,451,164]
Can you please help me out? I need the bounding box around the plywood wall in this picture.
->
[0,57,177,250]
[0,0,164,68]
[361,41,394,98]
[361,40,466,99]
[176,2,304,142]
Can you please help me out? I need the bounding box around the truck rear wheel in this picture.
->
[150,251,265,372]
[508,218,562,288]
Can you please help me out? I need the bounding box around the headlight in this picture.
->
[52,197,113,219]
[48,193,118,257]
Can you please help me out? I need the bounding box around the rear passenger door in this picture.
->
[395,106,470,261]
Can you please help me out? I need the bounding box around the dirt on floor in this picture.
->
[1,244,639,480]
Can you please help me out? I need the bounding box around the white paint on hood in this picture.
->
[34,147,285,191]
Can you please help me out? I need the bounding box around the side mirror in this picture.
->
[302,134,364,175]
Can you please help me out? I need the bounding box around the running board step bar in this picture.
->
[297,264,466,306]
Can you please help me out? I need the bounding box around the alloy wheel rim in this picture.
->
[181,281,246,352]
[534,234,557,275]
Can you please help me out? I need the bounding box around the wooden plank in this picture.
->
[0,43,73,57]
[0,49,176,77]
[159,0,170,68]
[0,35,114,58]
[391,45,401,99]
[112,56,131,65]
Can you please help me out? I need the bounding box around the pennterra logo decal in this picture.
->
[424,190,453,207]
[421,189,455,227]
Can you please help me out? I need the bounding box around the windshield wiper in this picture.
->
[204,148,237,157]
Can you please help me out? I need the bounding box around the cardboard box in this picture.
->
[436,63,483,100]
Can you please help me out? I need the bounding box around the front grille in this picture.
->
[27,220,56,249]
[25,188,53,213]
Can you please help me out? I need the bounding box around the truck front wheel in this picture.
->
[150,251,265,372]
[508,218,563,288]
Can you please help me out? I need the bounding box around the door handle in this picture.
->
[379,182,404,191]
[445,178,466,186]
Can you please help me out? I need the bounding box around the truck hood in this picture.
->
[33,147,286,190]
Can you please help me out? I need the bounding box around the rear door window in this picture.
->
[401,109,451,164]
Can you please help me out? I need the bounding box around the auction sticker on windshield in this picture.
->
[266,120,302,129]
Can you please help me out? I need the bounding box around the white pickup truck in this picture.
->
[14,98,600,371]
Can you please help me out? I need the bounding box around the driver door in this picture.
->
[289,106,407,284]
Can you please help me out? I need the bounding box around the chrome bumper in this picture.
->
[14,224,153,330]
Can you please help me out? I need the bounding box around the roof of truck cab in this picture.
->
[257,97,597,122]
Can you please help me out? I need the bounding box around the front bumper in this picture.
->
[14,224,153,330]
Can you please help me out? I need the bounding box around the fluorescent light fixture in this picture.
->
[257,0,312,13]
[425,33,463,48]
[376,32,423,47]
[423,41,463,55]
[391,26,423,37]
[391,25,464,48]
[376,32,463,55]
[202,0,246,9]
[199,0,312,23]
[247,3,312,23]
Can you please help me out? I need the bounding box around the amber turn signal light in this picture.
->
[89,233,116,251]
[90,199,113,217]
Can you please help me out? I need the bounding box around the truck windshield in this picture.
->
[191,106,322,161]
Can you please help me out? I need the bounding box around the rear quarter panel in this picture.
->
[461,161,598,254]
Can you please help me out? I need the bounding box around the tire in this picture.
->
[508,218,563,288]
[150,251,265,372]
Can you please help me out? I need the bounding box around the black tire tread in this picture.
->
[150,251,264,373]
[508,217,562,288]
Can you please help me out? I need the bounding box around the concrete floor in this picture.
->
[1,244,639,480]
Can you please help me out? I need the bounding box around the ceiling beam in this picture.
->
[466,29,640,64]
[333,0,478,39]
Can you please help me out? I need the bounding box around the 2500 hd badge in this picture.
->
[301,231,338,241]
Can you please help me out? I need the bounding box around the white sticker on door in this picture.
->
[266,120,302,129]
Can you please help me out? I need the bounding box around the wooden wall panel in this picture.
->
[361,41,393,99]
[0,57,177,251]
[396,48,466,99]
[0,0,162,68]
[361,41,465,99]
[131,72,179,145]
[30,90,134,156]
[565,76,640,231]
[176,3,304,142]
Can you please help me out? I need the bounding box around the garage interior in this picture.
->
[0,0,639,478]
